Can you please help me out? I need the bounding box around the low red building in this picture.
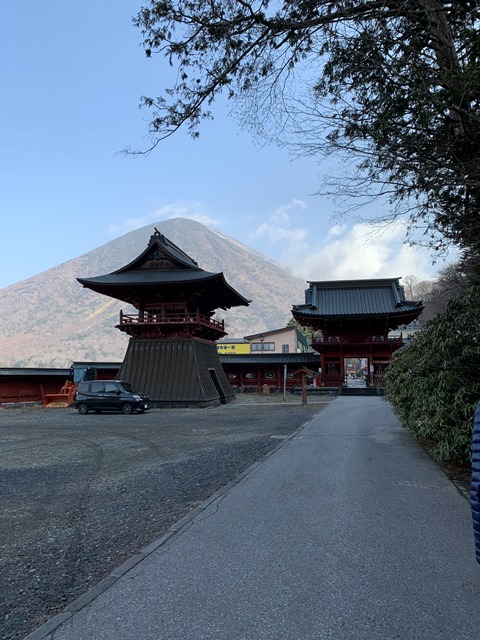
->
[0,367,70,404]
[219,353,320,391]
[0,355,322,406]
[0,363,120,406]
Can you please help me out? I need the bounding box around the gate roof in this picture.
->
[292,278,422,324]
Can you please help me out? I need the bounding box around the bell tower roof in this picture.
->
[77,229,250,311]
[112,228,202,273]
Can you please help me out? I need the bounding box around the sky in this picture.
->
[1,1,455,291]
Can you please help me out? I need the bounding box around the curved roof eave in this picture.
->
[306,277,402,287]
[292,306,423,319]
[79,270,226,287]
[77,270,250,308]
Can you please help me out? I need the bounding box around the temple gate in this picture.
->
[292,278,423,387]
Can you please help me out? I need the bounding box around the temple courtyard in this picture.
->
[1,396,327,640]
[1,395,477,640]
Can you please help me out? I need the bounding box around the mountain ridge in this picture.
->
[0,218,308,367]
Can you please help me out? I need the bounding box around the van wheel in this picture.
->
[77,403,88,415]
[121,402,133,415]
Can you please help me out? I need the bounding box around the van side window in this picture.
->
[104,382,119,394]
[90,382,105,393]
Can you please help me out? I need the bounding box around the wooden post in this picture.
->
[302,373,307,405]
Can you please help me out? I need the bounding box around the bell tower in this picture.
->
[77,229,250,407]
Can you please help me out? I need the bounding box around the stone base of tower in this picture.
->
[116,337,235,408]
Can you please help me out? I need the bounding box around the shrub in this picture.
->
[386,285,480,463]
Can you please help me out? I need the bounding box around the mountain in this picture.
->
[0,218,308,367]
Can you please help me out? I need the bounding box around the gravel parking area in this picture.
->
[0,395,330,640]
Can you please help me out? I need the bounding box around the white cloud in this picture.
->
[279,221,448,282]
[246,201,443,281]
[249,199,309,244]
[108,202,223,236]
[327,224,345,238]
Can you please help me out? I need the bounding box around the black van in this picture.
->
[74,380,150,415]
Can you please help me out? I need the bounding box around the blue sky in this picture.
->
[1,1,452,291]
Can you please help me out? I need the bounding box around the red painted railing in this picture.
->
[312,335,403,345]
[119,310,224,332]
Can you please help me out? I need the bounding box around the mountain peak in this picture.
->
[0,219,306,367]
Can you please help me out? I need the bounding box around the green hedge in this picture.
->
[385,285,480,463]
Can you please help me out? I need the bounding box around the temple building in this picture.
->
[77,229,250,407]
[292,278,423,387]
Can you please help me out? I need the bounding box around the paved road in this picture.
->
[32,397,479,640]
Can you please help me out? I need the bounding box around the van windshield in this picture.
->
[120,382,137,393]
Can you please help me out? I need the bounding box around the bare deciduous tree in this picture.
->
[131,1,480,261]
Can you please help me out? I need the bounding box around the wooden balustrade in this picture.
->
[312,335,403,345]
[119,310,224,332]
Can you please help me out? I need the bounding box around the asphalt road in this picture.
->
[0,397,327,640]
[42,396,479,640]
